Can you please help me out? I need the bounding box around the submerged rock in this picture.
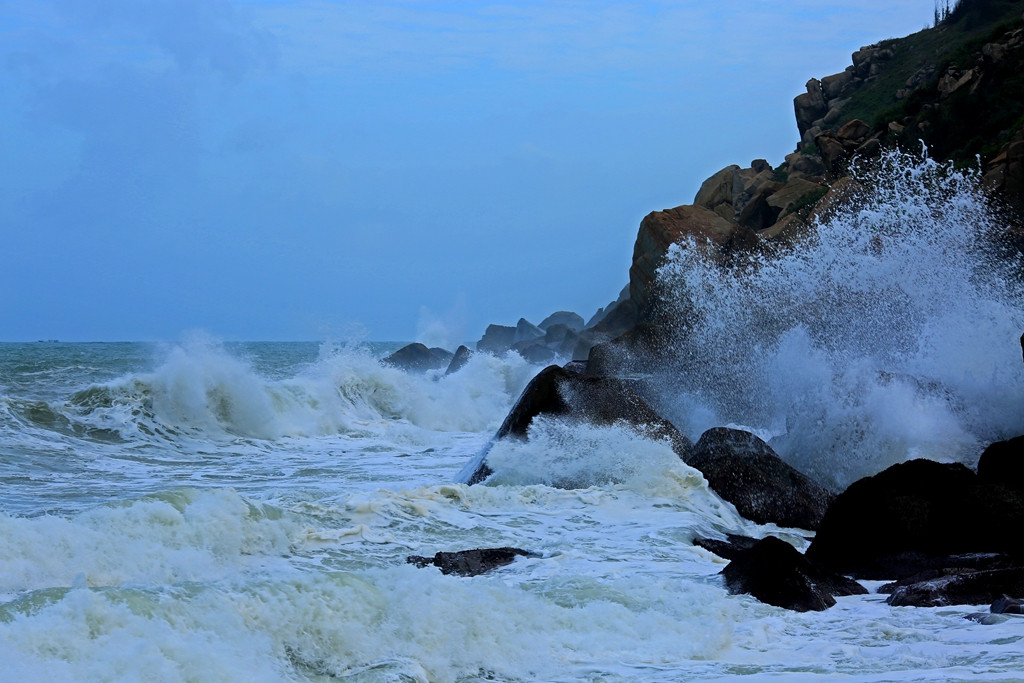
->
[721,536,866,612]
[991,595,1024,614]
[406,547,534,577]
[460,364,692,485]
[689,428,834,530]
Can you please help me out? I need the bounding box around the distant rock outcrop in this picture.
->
[382,343,453,373]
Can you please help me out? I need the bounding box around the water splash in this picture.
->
[655,148,1024,489]
[37,340,540,443]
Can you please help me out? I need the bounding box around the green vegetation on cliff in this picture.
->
[833,0,1023,164]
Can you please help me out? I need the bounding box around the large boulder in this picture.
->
[977,435,1024,491]
[694,164,741,219]
[721,536,866,612]
[382,343,452,373]
[628,204,757,324]
[806,459,1024,579]
[689,428,834,530]
[460,364,692,485]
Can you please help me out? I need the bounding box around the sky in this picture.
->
[0,0,934,344]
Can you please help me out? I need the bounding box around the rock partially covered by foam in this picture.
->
[806,458,1024,579]
[382,343,453,373]
[462,364,692,485]
[721,536,866,612]
[406,547,534,576]
[689,428,834,531]
[885,565,1024,607]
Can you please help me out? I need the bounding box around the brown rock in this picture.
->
[694,165,740,212]
[627,205,756,322]
[836,119,871,144]
[766,178,827,219]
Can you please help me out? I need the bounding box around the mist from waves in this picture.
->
[654,148,1024,490]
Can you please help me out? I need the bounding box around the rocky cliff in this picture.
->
[470,1,1024,361]
[594,0,1024,340]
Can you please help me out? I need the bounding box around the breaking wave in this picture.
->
[655,148,1024,489]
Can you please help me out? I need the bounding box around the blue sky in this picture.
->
[0,0,932,344]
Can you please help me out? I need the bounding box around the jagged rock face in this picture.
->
[689,427,834,531]
[794,78,827,138]
[627,205,757,323]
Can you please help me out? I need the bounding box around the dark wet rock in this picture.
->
[444,345,472,376]
[806,459,1024,579]
[585,323,667,378]
[477,324,517,354]
[406,547,534,577]
[977,435,1024,491]
[561,360,588,374]
[721,536,867,612]
[382,343,452,373]
[886,566,1024,607]
[512,342,556,365]
[991,595,1024,614]
[539,311,585,332]
[694,534,761,561]
[462,364,692,485]
[688,428,834,530]
[514,318,544,344]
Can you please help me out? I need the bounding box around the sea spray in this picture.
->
[44,340,538,443]
[655,148,1024,489]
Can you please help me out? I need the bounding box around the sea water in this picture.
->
[2,152,1024,681]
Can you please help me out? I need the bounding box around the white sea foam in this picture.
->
[0,488,299,597]
[56,340,539,443]
[655,149,1024,489]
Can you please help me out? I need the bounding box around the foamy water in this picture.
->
[2,151,1024,680]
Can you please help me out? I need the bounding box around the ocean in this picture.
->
[2,151,1024,681]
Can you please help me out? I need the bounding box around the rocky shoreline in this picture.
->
[404,4,1024,615]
